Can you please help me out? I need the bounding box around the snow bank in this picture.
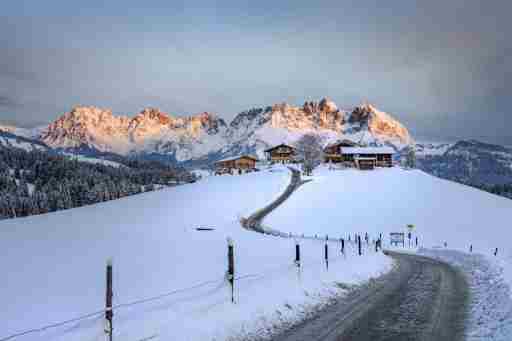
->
[419,249,512,341]
[0,167,391,341]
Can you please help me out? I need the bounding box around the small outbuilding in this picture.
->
[214,155,258,174]
[264,144,296,163]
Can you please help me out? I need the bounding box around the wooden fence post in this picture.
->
[341,238,345,254]
[494,248,498,256]
[227,238,235,303]
[470,245,473,252]
[105,259,113,341]
[358,236,362,256]
[325,243,329,270]
[295,243,301,268]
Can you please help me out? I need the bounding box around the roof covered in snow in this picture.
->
[264,144,295,152]
[215,155,259,163]
[341,147,395,155]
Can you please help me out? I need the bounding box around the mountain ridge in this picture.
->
[2,98,413,164]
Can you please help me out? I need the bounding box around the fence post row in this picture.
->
[227,238,235,303]
[105,259,113,341]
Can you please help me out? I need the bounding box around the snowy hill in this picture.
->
[2,165,512,340]
[264,166,512,339]
[3,99,413,165]
[0,167,390,341]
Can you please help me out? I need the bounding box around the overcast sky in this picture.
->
[1,0,511,144]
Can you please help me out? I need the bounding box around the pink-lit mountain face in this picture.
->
[12,98,413,163]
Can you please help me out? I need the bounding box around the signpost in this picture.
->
[407,224,415,248]
[390,232,405,247]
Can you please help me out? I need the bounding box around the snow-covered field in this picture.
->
[0,166,391,341]
[266,166,512,340]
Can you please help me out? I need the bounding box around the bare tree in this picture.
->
[295,134,324,176]
[400,145,416,169]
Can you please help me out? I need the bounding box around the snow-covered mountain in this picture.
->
[0,130,48,152]
[416,140,512,186]
[29,99,413,164]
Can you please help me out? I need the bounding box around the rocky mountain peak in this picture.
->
[34,98,414,161]
[136,108,171,122]
[187,112,227,135]
[347,103,412,144]
[318,97,338,113]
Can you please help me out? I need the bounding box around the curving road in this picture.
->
[243,167,305,234]
[242,169,469,341]
[268,251,469,341]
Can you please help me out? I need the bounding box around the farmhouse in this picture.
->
[323,139,358,163]
[264,144,296,163]
[340,147,395,170]
[214,155,258,174]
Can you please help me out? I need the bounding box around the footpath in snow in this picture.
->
[0,165,391,341]
[265,165,512,340]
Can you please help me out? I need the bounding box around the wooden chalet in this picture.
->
[214,155,258,174]
[340,147,394,170]
[264,144,296,163]
[323,139,358,163]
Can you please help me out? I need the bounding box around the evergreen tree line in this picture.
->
[467,182,512,200]
[0,147,196,220]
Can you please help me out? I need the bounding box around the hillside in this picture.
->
[264,166,512,339]
[417,140,512,186]
[0,167,391,341]
[2,165,512,340]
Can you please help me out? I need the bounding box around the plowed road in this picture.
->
[270,251,468,341]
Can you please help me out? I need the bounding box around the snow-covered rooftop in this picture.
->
[215,155,258,163]
[341,147,395,155]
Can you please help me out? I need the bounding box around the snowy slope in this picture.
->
[265,166,512,339]
[414,141,453,156]
[266,167,511,263]
[417,140,512,186]
[0,124,43,139]
[0,167,391,341]
[0,130,48,151]
[62,152,125,168]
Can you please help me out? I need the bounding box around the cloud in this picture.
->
[0,95,18,108]
[0,1,511,143]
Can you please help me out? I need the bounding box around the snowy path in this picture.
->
[262,251,469,341]
[243,167,306,235]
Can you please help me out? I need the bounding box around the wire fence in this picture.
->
[1,233,381,341]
